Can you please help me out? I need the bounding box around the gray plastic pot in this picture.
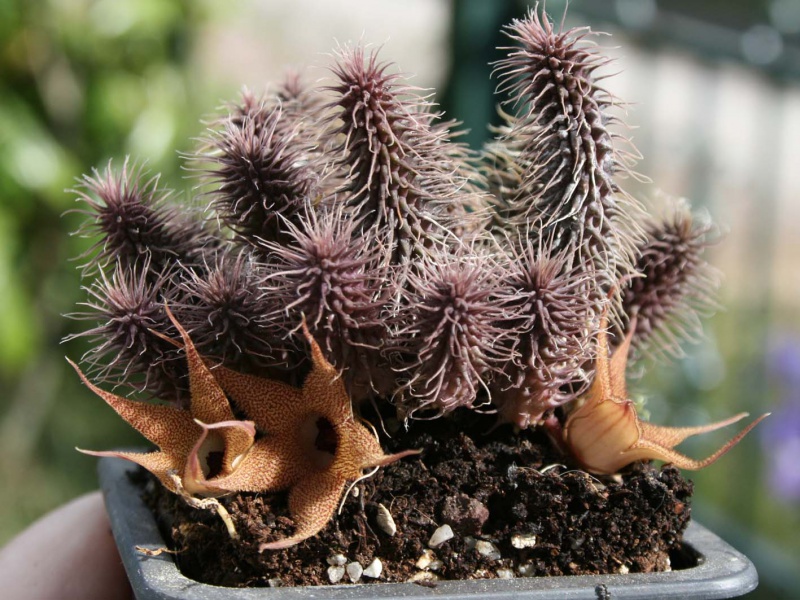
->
[99,457,758,600]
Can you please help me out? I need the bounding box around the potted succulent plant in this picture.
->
[68,7,765,598]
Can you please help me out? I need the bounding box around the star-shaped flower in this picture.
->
[563,313,768,475]
[198,327,420,549]
[72,308,418,549]
[70,307,255,497]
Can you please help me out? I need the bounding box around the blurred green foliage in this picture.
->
[0,0,216,544]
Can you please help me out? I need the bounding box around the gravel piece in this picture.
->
[326,554,347,566]
[474,540,501,560]
[518,563,535,577]
[327,565,345,583]
[346,561,363,582]
[496,568,515,579]
[428,524,454,548]
[511,533,537,549]
[363,558,383,579]
[416,549,436,570]
[408,571,439,583]
[375,503,397,536]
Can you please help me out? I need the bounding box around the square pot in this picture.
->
[99,457,758,600]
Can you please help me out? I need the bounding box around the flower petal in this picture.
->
[634,412,770,470]
[78,448,182,492]
[164,305,238,425]
[205,439,303,493]
[207,365,302,432]
[638,412,750,449]
[259,469,346,551]
[299,320,351,422]
[68,358,199,456]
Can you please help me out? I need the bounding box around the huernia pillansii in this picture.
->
[67,8,767,548]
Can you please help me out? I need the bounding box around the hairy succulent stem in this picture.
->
[196,87,324,248]
[260,207,394,400]
[617,197,721,361]
[390,242,516,416]
[175,249,288,372]
[492,236,596,427]
[328,45,485,268]
[66,261,188,402]
[72,159,215,279]
[490,8,643,290]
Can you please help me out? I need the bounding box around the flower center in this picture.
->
[196,431,225,479]
[299,413,338,470]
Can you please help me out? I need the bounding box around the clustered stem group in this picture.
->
[67,8,764,535]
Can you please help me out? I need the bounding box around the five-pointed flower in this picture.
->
[71,308,419,549]
[70,307,255,497]
[563,312,768,475]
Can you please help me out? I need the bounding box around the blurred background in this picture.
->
[1,0,798,597]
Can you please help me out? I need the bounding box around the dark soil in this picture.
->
[141,409,694,587]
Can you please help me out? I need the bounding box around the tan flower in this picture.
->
[201,323,420,549]
[72,307,418,549]
[70,306,255,497]
[563,313,768,475]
